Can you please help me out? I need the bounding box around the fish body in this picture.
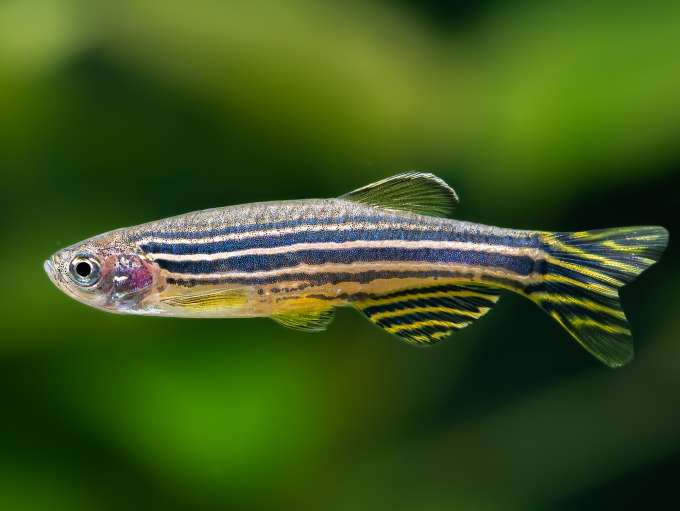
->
[45,173,668,367]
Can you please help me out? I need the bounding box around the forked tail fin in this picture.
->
[526,226,668,367]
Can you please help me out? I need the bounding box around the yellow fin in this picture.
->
[160,288,247,310]
[353,283,500,345]
[340,172,458,218]
[530,226,668,368]
[271,308,335,332]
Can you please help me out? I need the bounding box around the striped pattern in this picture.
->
[130,198,666,367]
[47,171,667,368]
[133,199,540,344]
[135,208,544,295]
[152,246,536,276]
[139,227,537,255]
[164,267,523,291]
[354,284,500,345]
[526,227,668,367]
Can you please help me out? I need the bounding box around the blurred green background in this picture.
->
[1,0,679,509]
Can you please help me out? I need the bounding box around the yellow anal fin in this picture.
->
[353,283,500,345]
[272,308,335,332]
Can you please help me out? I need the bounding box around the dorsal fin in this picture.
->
[340,172,458,218]
[353,283,500,345]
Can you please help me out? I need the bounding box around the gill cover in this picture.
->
[107,254,155,303]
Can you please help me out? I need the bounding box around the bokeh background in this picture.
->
[1,1,679,509]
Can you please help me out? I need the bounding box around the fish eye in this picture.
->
[69,255,101,287]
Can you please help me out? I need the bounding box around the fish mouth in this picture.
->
[44,258,60,287]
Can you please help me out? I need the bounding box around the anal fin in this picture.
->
[272,308,336,333]
[353,284,500,345]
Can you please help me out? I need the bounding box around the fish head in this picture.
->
[44,230,159,314]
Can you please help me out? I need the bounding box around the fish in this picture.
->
[44,172,668,367]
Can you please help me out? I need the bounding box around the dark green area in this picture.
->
[1,1,678,509]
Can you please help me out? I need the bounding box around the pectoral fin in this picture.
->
[159,288,247,310]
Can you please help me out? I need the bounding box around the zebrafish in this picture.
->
[44,173,668,367]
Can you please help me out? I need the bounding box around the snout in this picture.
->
[44,253,67,289]
[44,258,59,286]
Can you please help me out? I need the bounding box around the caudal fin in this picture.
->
[527,226,668,367]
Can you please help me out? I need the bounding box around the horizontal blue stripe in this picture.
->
[141,228,539,255]
[135,215,394,241]
[156,247,536,276]
[141,226,442,254]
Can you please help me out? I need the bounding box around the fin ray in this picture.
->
[530,226,668,367]
[340,172,458,217]
[272,308,335,332]
[354,283,500,345]
[159,288,247,310]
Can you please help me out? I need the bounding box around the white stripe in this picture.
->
[146,239,546,262]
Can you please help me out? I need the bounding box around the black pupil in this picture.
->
[76,261,92,278]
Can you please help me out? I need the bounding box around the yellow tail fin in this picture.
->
[527,226,668,367]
